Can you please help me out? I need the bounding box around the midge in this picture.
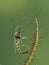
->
[14,26,28,54]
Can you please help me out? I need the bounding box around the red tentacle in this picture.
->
[23,33,36,65]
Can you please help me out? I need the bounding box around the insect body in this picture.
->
[14,31,22,54]
[14,26,29,54]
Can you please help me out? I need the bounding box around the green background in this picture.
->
[0,0,49,65]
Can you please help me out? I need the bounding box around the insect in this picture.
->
[14,26,29,54]
[15,0,40,64]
